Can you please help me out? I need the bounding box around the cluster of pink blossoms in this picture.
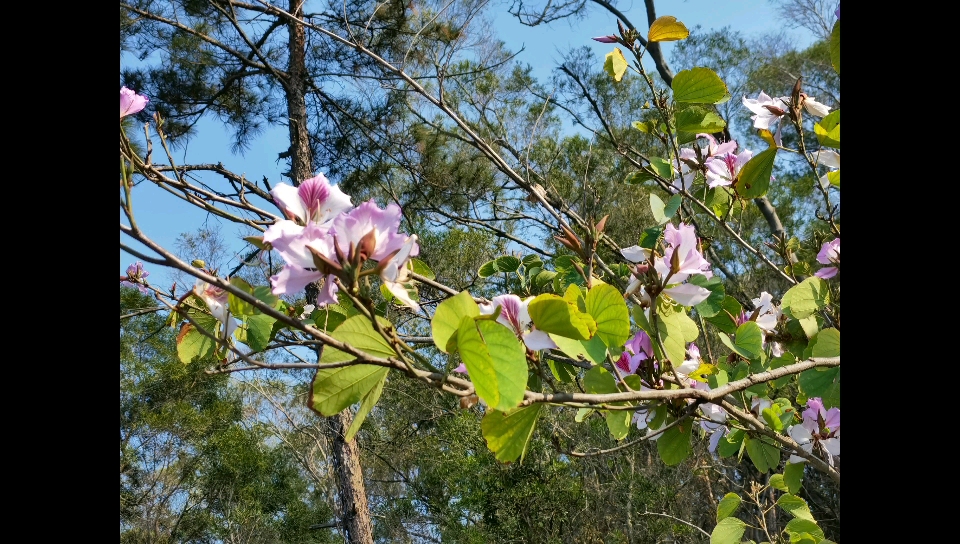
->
[121,262,151,294]
[264,174,421,311]
[672,133,745,192]
[621,222,713,306]
[788,397,840,465]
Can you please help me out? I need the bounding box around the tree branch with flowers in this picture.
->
[121,2,839,541]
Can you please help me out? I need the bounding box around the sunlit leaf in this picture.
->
[672,67,729,104]
[457,317,527,411]
[585,283,631,348]
[604,48,629,82]
[735,147,777,198]
[716,493,741,522]
[481,404,543,463]
[815,110,840,148]
[431,291,480,352]
[648,15,690,42]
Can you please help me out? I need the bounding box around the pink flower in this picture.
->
[120,86,149,118]
[378,234,421,312]
[742,91,787,131]
[121,261,150,294]
[480,294,557,350]
[616,330,654,375]
[814,238,840,279]
[788,397,840,465]
[673,134,739,192]
[592,35,619,43]
[269,174,353,226]
[193,279,239,341]
[621,223,713,306]
[704,149,754,188]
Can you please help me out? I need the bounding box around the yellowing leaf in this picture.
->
[604,48,629,82]
[648,15,690,42]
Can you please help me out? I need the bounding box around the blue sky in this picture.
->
[120,0,823,282]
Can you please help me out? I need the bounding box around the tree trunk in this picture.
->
[285,4,374,542]
[328,410,376,544]
[285,0,313,184]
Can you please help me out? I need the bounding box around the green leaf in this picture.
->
[745,436,780,473]
[457,317,528,411]
[583,365,618,394]
[176,324,216,364]
[781,277,830,319]
[672,67,730,104]
[648,15,690,42]
[799,367,840,409]
[412,258,435,280]
[238,313,276,352]
[495,255,521,273]
[762,406,785,433]
[657,423,692,465]
[705,186,732,217]
[585,283,631,348]
[785,519,824,542]
[710,517,747,544]
[826,170,840,188]
[310,364,390,416]
[811,328,840,358]
[735,147,777,199]
[815,110,840,149]
[432,291,480,353]
[252,285,279,310]
[704,296,743,334]
[604,48,629,82]
[784,462,805,494]
[678,310,700,342]
[769,474,788,492]
[319,315,397,363]
[735,321,764,358]
[481,404,543,463]
[550,333,607,366]
[795,315,820,339]
[533,269,557,290]
[605,410,632,440]
[650,193,683,224]
[575,407,594,422]
[528,294,596,340]
[716,492,741,522]
[778,494,815,522]
[638,226,663,249]
[228,277,256,316]
[632,120,655,134]
[312,304,349,332]
[717,332,750,361]
[655,306,687,367]
[647,156,675,179]
[478,261,498,278]
[522,254,543,267]
[546,359,577,382]
[343,371,387,441]
[690,275,725,318]
[717,428,744,458]
[830,21,840,74]
[675,105,726,133]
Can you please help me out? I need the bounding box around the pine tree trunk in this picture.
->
[285,0,313,183]
[285,3,374,542]
[329,410,375,543]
